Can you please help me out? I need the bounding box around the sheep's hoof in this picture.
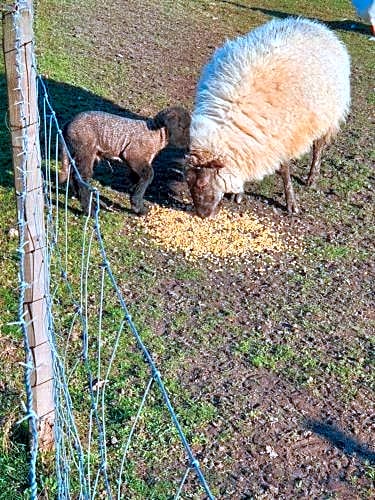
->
[287,202,299,215]
[306,175,317,187]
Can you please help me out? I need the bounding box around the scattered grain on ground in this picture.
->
[136,204,304,262]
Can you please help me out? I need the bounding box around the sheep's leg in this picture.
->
[306,136,328,187]
[279,162,299,214]
[229,193,243,204]
[129,164,154,215]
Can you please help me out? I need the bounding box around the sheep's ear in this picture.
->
[206,159,224,170]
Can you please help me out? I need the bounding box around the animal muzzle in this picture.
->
[193,195,223,219]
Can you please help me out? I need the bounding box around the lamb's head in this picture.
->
[153,106,191,149]
[186,150,225,218]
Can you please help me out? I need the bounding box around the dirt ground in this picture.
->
[39,0,374,498]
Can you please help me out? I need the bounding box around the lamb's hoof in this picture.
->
[131,204,148,216]
[82,202,97,217]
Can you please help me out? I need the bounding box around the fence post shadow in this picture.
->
[304,418,375,464]
[0,72,14,188]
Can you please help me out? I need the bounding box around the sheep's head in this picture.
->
[154,106,191,149]
[186,152,225,218]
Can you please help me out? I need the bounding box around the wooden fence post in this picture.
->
[2,0,54,450]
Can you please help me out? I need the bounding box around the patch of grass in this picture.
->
[0,446,31,499]
[170,311,190,333]
[308,238,351,261]
[236,327,373,394]
[305,235,371,264]
[174,265,203,281]
[236,333,309,375]
[1,0,374,497]
[364,463,375,483]
[327,159,373,197]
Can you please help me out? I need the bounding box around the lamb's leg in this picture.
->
[73,152,96,216]
[279,162,299,214]
[129,163,154,215]
[78,179,95,216]
[306,136,328,187]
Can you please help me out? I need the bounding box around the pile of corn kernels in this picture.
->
[136,204,304,263]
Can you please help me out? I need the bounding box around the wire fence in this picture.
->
[6,2,214,497]
[29,73,215,499]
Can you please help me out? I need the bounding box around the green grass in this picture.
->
[236,328,373,395]
[1,0,374,497]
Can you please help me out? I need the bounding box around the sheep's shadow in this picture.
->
[38,78,189,214]
[304,418,375,464]
[243,190,286,212]
[220,2,371,36]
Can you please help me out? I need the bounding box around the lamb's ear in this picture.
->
[152,109,166,129]
[153,107,177,129]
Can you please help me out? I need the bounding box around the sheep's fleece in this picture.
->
[189,17,351,201]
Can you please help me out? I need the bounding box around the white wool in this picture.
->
[190,17,351,191]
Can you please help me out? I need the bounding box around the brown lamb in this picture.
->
[59,106,191,215]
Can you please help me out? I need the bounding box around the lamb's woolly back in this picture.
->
[190,17,351,182]
[68,111,158,152]
[60,106,190,184]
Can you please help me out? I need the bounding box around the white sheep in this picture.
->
[186,17,351,218]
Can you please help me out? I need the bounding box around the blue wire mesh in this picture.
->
[8,2,215,495]
[20,70,215,499]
